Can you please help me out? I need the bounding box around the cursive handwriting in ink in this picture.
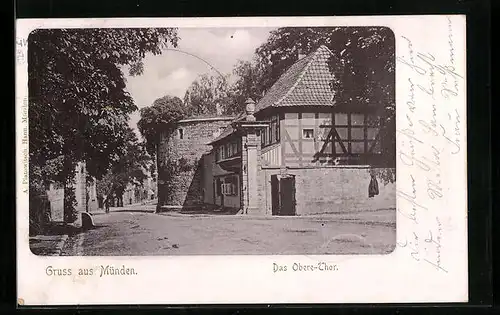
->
[397,232,421,261]
[441,76,459,99]
[430,104,438,129]
[454,109,461,137]
[398,36,427,75]
[407,78,416,112]
[439,124,461,154]
[398,128,424,144]
[422,145,442,169]
[418,120,461,154]
[419,120,439,137]
[398,145,432,172]
[447,16,455,66]
[427,178,443,199]
[397,128,431,171]
[417,63,435,99]
[423,218,448,273]
[416,52,463,80]
[397,174,428,224]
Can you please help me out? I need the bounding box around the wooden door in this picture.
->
[271,175,279,215]
[279,175,296,216]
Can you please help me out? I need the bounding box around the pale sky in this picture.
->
[124,27,276,137]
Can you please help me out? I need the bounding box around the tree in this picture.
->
[137,95,187,156]
[226,60,266,115]
[28,28,179,223]
[230,27,396,174]
[96,128,151,207]
[137,95,189,209]
[234,27,394,110]
[183,73,233,116]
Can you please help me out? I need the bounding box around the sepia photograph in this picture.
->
[27,26,396,256]
[17,15,469,305]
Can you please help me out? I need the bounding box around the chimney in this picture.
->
[298,48,306,60]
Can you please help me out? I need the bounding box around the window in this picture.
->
[302,129,314,139]
[261,126,268,146]
[216,147,222,161]
[261,114,280,147]
[215,139,242,162]
[178,128,184,139]
[222,176,238,196]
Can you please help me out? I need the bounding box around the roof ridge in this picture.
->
[273,45,332,107]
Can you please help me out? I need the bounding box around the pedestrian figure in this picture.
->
[368,173,379,198]
[104,195,110,213]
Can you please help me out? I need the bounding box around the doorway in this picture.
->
[270,174,296,216]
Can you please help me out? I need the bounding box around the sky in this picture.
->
[124,27,276,136]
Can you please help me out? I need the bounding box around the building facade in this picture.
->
[122,175,158,206]
[158,45,396,215]
[46,161,98,222]
[157,116,236,209]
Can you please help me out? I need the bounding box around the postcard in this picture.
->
[16,15,467,305]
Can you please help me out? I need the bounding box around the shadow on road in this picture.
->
[111,210,156,214]
[179,208,240,215]
[34,222,81,236]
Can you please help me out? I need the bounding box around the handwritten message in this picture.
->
[16,38,28,65]
[395,16,464,274]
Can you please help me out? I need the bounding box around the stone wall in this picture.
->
[259,166,396,215]
[47,162,98,222]
[157,117,234,207]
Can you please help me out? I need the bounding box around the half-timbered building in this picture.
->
[159,45,395,215]
[206,45,395,215]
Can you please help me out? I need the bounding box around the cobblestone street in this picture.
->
[59,208,396,256]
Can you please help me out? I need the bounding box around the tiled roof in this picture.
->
[209,45,337,146]
[255,45,336,112]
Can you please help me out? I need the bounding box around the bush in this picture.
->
[29,192,51,236]
[63,185,78,223]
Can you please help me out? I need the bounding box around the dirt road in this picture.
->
[61,208,396,256]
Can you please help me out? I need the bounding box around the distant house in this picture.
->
[122,174,158,206]
[157,45,395,215]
